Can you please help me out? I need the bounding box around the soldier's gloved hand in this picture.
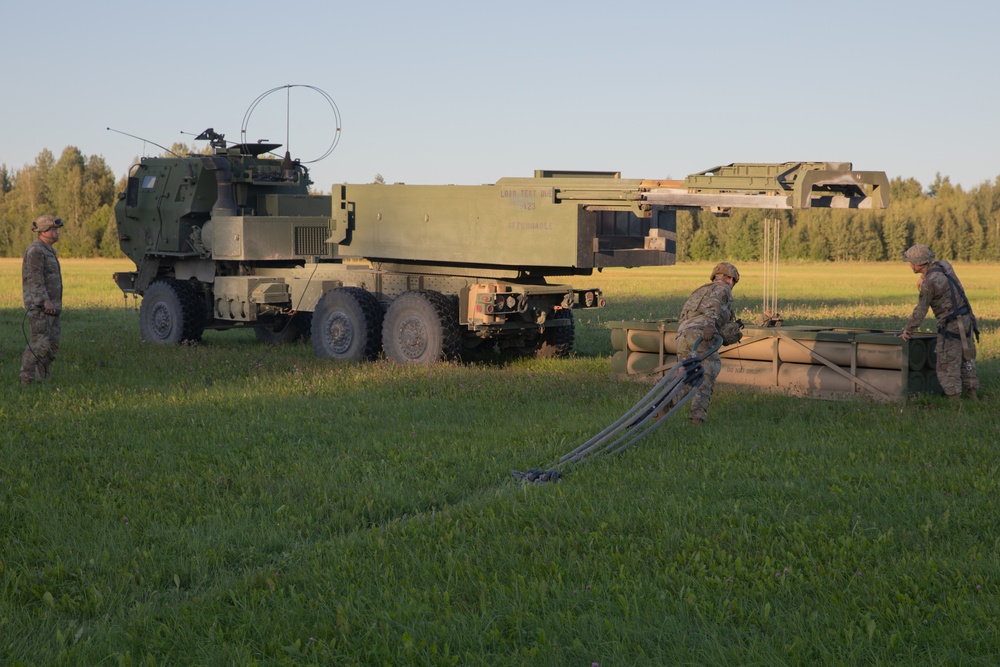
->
[702,324,716,342]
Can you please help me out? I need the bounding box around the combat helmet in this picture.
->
[710,261,740,284]
[32,215,63,233]
[901,244,935,265]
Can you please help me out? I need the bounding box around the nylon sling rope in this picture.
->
[21,307,44,366]
[762,217,781,324]
[512,334,724,483]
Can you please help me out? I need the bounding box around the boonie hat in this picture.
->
[32,215,64,233]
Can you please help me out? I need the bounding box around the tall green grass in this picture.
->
[1,258,997,665]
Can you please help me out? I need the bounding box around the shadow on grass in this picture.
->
[3,300,995,397]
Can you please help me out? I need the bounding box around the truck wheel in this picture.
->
[311,287,383,361]
[139,279,205,344]
[255,313,312,344]
[382,290,461,365]
[535,309,575,358]
[177,280,208,341]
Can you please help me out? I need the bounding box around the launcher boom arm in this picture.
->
[640,162,889,212]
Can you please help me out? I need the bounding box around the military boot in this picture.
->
[19,364,37,386]
[965,389,978,400]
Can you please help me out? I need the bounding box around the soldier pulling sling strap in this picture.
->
[512,335,724,483]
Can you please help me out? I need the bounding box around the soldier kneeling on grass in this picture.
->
[674,262,743,425]
[899,244,979,400]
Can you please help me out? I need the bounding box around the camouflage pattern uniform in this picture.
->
[675,266,739,423]
[902,253,978,398]
[21,218,63,384]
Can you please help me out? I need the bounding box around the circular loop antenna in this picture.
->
[240,84,341,164]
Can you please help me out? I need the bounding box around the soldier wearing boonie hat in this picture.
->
[20,215,64,385]
[899,244,979,400]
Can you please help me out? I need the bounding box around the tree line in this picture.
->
[1,147,122,259]
[2,147,999,262]
[677,175,1000,262]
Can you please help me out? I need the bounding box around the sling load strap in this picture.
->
[512,335,724,484]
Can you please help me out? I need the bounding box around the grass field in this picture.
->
[1,258,998,665]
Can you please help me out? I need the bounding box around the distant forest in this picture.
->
[2,147,999,262]
[677,175,1000,263]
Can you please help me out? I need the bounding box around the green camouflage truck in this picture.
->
[113,130,888,364]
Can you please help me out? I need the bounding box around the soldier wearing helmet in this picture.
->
[673,261,743,425]
[899,244,979,400]
[20,215,64,385]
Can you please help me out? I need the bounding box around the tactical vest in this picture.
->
[678,282,731,334]
[926,262,979,342]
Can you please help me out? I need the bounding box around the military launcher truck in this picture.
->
[113,130,888,364]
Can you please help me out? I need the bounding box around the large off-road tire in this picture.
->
[139,279,206,344]
[311,287,383,361]
[255,312,313,345]
[535,309,575,358]
[382,290,462,365]
[180,281,210,339]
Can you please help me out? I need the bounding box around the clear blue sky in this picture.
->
[3,0,997,193]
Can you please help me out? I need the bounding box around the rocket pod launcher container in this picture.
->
[610,320,940,400]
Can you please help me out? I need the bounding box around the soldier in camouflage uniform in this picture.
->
[20,215,63,385]
[899,244,979,400]
[675,262,742,425]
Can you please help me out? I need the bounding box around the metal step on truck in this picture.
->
[112,129,888,364]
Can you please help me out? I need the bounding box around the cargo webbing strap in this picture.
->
[512,335,723,483]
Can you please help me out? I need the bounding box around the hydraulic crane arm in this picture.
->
[641,162,889,212]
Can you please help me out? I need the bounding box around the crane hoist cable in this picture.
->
[512,334,724,483]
